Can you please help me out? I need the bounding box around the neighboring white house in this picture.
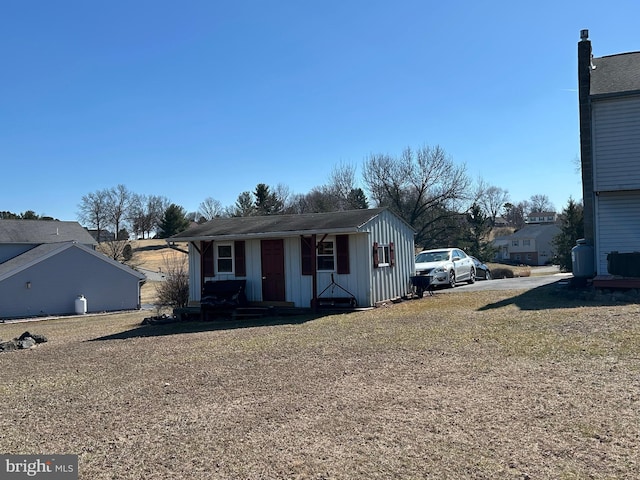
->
[492,224,560,266]
[524,212,557,224]
[578,30,640,280]
[0,220,145,319]
[170,208,416,308]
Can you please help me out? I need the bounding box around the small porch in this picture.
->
[592,275,640,289]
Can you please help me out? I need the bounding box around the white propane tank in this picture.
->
[75,295,87,314]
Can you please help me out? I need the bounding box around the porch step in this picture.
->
[232,307,270,319]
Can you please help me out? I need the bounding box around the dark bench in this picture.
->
[201,280,248,319]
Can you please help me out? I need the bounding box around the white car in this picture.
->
[414,248,475,288]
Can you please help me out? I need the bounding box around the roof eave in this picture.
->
[591,89,640,100]
[171,226,364,242]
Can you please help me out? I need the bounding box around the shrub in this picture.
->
[155,252,189,309]
[491,267,515,279]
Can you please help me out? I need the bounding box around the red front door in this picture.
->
[261,239,285,301]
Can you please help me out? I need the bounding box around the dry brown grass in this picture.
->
[132,239,189,272]
[1,286,639,479]
[126,240,188,307]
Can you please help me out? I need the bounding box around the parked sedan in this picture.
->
[414,248,475,288]
[470,256,492,280]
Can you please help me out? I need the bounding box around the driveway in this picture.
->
[437,266,573,293]
[138,267,166,282]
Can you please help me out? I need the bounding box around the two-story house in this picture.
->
[492,224,560,266]
[578,30,640,285]
[524,212,557,224]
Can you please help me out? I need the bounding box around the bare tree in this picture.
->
[473,178,510,226]
[529,194,555,213]
[363,145,470,248]
[155,252,189,309]
[504,201,529,229]
[273,183,292,211]
[100,239,130,262]
[77,189,109,241]
[294,186,340,213]
[130,194,169,239]
[106,184,133,239]
[198,197,224,221]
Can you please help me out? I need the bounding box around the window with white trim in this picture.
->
[512,240,519,246]
[376,244,391,267]
[317,239,335,271]
[216,243,234,273]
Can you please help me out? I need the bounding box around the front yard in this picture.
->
[0,285,638,479]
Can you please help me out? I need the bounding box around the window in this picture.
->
[301,235,349,275]
[217,243,233,273]
[523,239,531,246]
[317,239,335,271]
[373,241,395,268]
[512,240,519,246]
[377,244,391,267]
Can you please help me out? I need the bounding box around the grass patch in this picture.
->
[1,287,639,478]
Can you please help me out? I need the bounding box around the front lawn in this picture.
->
[1,286,638,479]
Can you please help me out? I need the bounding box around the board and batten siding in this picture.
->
[367,209,415,304]
[185,210,415,308]
[595,191,640,275]
[592,95,640,192]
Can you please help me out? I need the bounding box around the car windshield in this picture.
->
[416,251,450,263]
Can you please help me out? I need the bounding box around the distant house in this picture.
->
[0,220,145,319]
[170,208,416,308]
[578,30,640,282]
[492,224,560,266]
[524,212,557,224]
[87,229,116,242]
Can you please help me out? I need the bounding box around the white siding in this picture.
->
[187,242,200,302]
[592,96,640,191]
[366,209,415,304]
[185,210,416,308]
[595,191,640,274]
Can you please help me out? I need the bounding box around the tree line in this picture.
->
[5,143,583,266]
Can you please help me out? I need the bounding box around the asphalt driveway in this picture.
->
[439,266,573,293]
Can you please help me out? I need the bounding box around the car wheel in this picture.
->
[468,268,476,284]
[485,271,492,280]
[448,270,456,288]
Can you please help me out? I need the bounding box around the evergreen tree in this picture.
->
[553,198,584,272]
[158,204,190,238]
[254,183,283,215]
[232,191,256,217]
[461,203,495,259]
[346,188,369,209]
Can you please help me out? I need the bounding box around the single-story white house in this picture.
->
[170,208,416,308]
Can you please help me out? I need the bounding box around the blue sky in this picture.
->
[2,1,639,221]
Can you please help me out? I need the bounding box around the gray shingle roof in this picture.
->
[171,208,390,240]
[509,224,560,239]
[0,220,97,245]
[0,242,145,282]
[0,243,62,278]
[591,51,640,96]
